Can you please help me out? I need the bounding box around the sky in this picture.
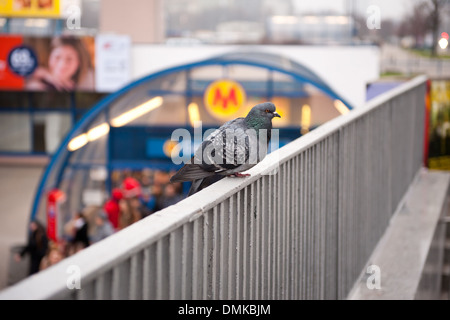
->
[292,0,417,21]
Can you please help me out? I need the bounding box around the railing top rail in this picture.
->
[0,75,428,300]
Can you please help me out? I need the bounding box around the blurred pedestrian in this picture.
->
[14,219,48,275]
[159,184,184,209]
[122,177,142,198]
[103,188,123,231]
[39,243,64,270]
[151,184,164,212]
[139,191,156,216]
[71,211,89,249]
[118,198,141,229]
[90,212,114,244]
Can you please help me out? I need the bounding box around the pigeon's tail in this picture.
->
[188,175,226,196]
[170,164,215,183]
[188,178,204,196]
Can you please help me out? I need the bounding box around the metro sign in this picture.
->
[204,79,246,119]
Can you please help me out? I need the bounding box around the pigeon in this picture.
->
[170,102,281,195]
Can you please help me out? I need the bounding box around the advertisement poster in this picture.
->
[95,34,131,92]
[0,35,24,89]
[0,34,131,93]
[428,80,450,170]
[0,0,61,18]
[0,35,95,91]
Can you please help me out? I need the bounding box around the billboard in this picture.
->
[0,0,61,18]
[428,80,450,170]
[0,34,130,92]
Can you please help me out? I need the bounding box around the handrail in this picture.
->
[0,75,427,300]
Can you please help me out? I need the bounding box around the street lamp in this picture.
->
[439,32,449,50]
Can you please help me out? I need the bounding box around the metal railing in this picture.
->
[0,75,427,300]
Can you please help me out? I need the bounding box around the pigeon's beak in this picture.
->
[273,112,281,118]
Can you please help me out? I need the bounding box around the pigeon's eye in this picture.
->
[265,109,270,113]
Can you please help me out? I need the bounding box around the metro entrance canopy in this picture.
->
[30,50,352,226]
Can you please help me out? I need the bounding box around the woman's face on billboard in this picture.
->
[49,45,80,81]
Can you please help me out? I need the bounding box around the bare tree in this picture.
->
[397,1,430,47]
[412,2,431,47]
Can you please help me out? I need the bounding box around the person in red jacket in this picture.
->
[122,177,142,198]
[103,188,123,231]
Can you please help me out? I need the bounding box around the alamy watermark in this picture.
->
[366,264,381,290]
[66,4,81,30]
[66,265,81,290]
[366,5,381,30]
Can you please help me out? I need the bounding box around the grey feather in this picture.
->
[188,175,225,196]
[170,164,215,182]
[170,102,281,195]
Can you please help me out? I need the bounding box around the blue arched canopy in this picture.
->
[30,50,352,225]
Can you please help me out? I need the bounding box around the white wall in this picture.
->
[130,45,380,108]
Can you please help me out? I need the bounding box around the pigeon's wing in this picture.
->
[170,119,242,183]
[170,118,252,183]
[169,163,216,183]
[188,175,225,196]
[203,118,255,171]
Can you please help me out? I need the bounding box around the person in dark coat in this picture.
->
[159,184,184,209]
[71,212,90,249]
[15,219,49,275]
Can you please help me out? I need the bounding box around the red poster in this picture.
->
[0,35,24,89]
[47,189,65,242]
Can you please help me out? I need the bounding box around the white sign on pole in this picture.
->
[95,34,131,92]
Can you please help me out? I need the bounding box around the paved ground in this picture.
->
[381,44,450,78]
[0,162,45,290]
[347,169,450,300]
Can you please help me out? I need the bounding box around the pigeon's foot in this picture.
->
[230,172,251,178]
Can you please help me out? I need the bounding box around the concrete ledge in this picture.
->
[347,168,450,300]
[0,156,49,167]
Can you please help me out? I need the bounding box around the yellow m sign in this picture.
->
[204,79,246,120]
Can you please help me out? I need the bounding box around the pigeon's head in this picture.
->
[247,102,281,121]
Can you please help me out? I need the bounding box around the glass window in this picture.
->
[0,17,7,33]
[31,91,72,109]
[32,112,72,153]
[190,65,224,93]
[141,94,187,126]
[75,92,107,109]
[7,18,57,36]
[225,64,270,94]
[76,109,88,121]
[271,71,305,97]
[68,112,107,164]
[0,91,30,109]
[110,93,187,127]
[0,113,31,152]
[302,84,340,126]
[188,96,222,126]
[109,72,188,125]
[147,71,187,94]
